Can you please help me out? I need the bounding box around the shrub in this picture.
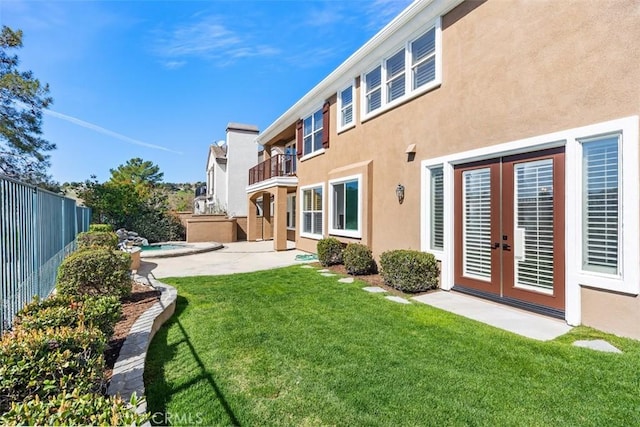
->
[14,295,122,338]
[0,390,149,426]
[317,237,344,266]
[88,223,113,232]
[343,243,377,275]
[57,249,132,298]
[0,326,106,412]
[77,231,119,250]
[380,249,440,293]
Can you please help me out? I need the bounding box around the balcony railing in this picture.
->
[249,154,297,186]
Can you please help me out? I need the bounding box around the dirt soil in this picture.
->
[104,282,160,381]
[319,263,420,297]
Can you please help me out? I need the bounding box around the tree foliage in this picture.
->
[109,157,164,191]
[0,26,55,184]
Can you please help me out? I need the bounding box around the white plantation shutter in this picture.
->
[462,168,492,280]
[411,27,436,90]
[386,49,405,102]
[430,167,444,250]
[582,136,620,274]
[365,66,382,113]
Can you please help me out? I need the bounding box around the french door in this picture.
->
[454,148,565,314]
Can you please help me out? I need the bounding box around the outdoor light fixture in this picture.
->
[396,184,405,204]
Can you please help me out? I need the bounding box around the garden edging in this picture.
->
[107,276,177,416]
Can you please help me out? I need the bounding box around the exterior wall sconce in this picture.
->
[396,184,405,204]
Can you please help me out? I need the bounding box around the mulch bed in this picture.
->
[104,282,161,381]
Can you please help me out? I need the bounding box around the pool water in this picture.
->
[141,244,186,251]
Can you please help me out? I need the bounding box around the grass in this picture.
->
[144,266,640,426]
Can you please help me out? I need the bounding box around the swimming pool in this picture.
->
[140,243,187,252]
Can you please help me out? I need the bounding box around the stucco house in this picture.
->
[245,0,640,338]
[203,123,259,217]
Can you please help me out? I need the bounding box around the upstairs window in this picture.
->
[303,109,323,156]
[362,19,440,119]
[411,27,436,90]
[338,83,355,131]
[386,49,405,102]
[365,66,382,114]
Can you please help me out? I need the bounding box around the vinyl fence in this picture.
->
[0,176,91,332]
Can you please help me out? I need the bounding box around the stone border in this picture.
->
[107,276,177,416]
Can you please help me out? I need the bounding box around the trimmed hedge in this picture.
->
[0,390,148,425]
[343,243,377,275]
[380,249,439,293]
[88,223,113,233]
[317,237,344,266]
[57,249,132,298]
[14,295,122,338]
[77,231,119,251]
[0,326,106,413]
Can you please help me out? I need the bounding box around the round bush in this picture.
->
[380,249,439,293]
[0,390,148,426]
[317,237,344,266]
[88,223,113,232]
[77,231,119,251]
[15,295,122,338]
[0,326,106,413]
[343,243,377,275]
[57,249,132,298]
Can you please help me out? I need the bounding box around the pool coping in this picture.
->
[139,241,223,259]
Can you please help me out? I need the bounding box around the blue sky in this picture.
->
[1,0,412,184]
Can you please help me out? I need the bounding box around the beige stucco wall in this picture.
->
[293,0,639,261]
[186,216,237,243]
[582,287,640,339]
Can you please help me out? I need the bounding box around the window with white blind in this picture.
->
[365,66,382,114]
[329,175,361,238]
[362,19,440,119]
[301,185,323,239]
[338,83,355,132]
[430,167,444,250]
[386,49,405,103]
[582,135,620,275]
[286,193,296,229]
[303,109,323,156]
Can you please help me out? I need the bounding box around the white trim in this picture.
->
[337,80,356,134]
[246,176,298,194]
[300,148,326,162]
[299,182,325,240]
[420,116,640,325]
[328,174,363,238]
[360,18,442,123]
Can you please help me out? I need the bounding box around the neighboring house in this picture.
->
[245,0,640,338]
[204,123,259,217]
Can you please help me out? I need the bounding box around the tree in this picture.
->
[109,157,164,190]
[0,26,55,184]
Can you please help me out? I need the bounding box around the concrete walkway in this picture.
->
[413,291,572,341]
[137,240,310,278]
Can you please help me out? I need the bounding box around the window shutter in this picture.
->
[322,101,330,149]
[296,119,303,158]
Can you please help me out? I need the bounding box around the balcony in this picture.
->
[248,154,297,186]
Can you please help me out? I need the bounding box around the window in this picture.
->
[338,83,355,131]
[362,20,440,119]
[301,185,323,238]
[411,27,436,90]
[430,167,444,250]
[365,66,382,114]
[287,193,296,229]
[329,175,361,238]
[386,49,405,102]
[582,135,620,275]
[303,109,323,156]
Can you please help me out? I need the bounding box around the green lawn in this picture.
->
[144,266,640,426]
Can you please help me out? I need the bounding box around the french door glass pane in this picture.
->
[462,168,492,280]
[514,159,554,291]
